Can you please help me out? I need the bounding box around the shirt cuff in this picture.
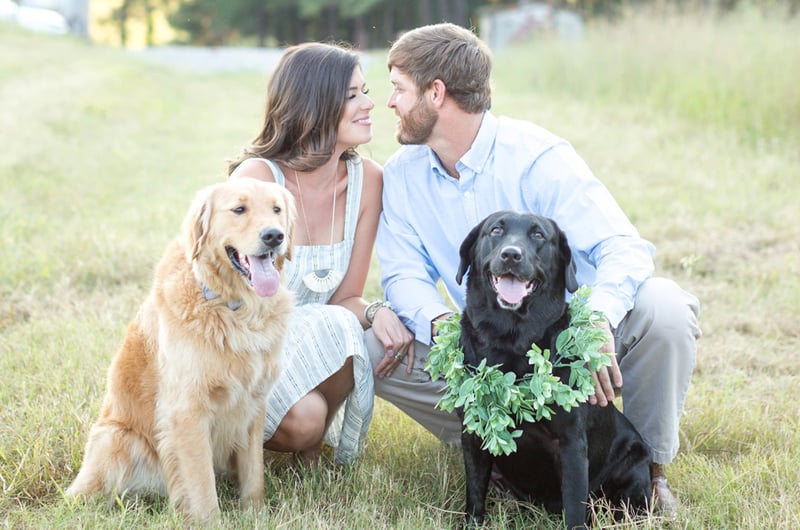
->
[588,290,627,329]
[416,302,455,345]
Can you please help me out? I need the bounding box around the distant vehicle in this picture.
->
[0,0,18,19]
[1,1,70,35]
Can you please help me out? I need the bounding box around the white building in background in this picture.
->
[1,0,88,38]
[478,1,584,49]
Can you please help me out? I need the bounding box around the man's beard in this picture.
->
[396,97,437,145]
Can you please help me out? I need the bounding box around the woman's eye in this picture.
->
[362,88,370,95]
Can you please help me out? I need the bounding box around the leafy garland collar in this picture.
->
[425,286,610,456]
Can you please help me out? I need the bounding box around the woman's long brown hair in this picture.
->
[228,42,360,175]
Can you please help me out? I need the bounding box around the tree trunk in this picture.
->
[418,0,431,26]
[352,15,367,50]
[324,5,338,42]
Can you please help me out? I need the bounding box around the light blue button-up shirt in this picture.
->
[377,112,655,345]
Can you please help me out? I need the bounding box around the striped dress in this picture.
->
[252,157,374,465]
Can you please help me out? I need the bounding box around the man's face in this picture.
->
[387,67,437,145]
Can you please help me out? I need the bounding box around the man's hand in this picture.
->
[589,318,623,407]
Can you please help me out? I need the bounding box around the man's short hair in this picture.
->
[388,23,492,113]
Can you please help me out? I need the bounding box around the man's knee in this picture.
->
[632,277,701,337]
[364,328,383,370]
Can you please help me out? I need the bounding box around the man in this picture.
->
[365,22,701,515]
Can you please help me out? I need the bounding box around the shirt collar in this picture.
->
[459,111,497,174]
[426,111,498,180]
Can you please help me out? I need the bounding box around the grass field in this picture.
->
[2,5,799,528]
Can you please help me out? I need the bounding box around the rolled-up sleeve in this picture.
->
[524,144,655,328]
[377,160,451,345]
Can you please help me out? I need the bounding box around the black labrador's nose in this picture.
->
[260,228,285,248]
[500,245,523,263]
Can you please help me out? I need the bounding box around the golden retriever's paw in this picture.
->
[239,494,264,512]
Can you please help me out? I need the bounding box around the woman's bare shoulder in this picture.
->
[230,157,276,182]
[359,156,383,183]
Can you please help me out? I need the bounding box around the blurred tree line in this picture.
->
[108,0,799,48]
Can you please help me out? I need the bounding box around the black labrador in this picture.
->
[455,211,651,529]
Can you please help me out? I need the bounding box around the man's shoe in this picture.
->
[651,463,678,518]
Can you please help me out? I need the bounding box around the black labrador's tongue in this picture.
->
[494,275,528,305]
[249,255,280,297]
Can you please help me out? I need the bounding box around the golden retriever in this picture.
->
[66,178,296,522]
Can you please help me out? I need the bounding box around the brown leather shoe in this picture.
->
[651,463,678,518]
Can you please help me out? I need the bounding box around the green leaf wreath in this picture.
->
[425,286,611,456]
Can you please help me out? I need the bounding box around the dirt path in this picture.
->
[130,45,286,73]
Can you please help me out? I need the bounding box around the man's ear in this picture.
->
[430,78,447,107]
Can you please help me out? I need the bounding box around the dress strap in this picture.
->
[251,158,285,185]
[343,158,363,242]
[246,157,361,242]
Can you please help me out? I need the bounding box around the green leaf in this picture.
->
[423,290,609,456]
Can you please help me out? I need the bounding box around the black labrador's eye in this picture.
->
[273,206,281,214]
[531,231,544,240]
[490,226,503,236]
[232,206,246,215]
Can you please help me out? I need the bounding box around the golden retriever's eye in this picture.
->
[232,206,246,215]
[273,206,281,214]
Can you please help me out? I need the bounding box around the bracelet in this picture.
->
[364,300,393,325]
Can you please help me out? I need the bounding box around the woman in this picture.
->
[228,42,413,465]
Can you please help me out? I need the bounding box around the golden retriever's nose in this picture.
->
[260,228,285,249]
[500,246,523,263]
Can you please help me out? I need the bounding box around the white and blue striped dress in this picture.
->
[253,157,374,465]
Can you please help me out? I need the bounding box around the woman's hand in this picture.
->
[371,307,415,378]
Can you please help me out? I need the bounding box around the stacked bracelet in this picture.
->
[365,300,393,325]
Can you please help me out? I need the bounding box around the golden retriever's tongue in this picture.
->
[495,275,528,305]
[250,255,280,297]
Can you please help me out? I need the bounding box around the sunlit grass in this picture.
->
[2,5,799,528]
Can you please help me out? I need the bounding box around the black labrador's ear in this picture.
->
[456,216,490,285]
[553,220,578,293]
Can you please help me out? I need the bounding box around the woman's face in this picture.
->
[337,66,374,149]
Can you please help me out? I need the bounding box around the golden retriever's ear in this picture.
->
[183,186,215,261]
[280,186,297,263]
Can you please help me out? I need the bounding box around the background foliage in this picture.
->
[2,3,800,528]
[97,0,800,48]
